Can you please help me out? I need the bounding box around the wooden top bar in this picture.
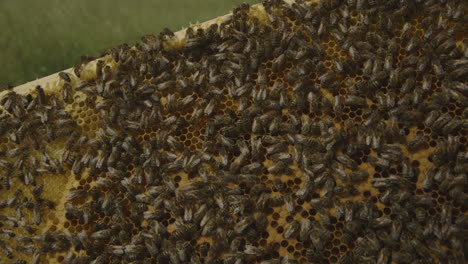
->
[6,1,307,97]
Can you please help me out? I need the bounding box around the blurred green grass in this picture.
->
[0,0,257,87]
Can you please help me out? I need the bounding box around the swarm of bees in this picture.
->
[0,0,467,263]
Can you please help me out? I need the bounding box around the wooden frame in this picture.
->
[5,0,302,98]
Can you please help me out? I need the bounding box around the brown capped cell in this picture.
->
[174,175,182,182]
[331,247,339,255]
[281,240,289,247]
[276,226,284,234]
[295,243,303,250]
[381,171,389,178]
[294,252,301,259]
[294,205,302,212]
[272,212,280,220]
[339,244,347,252]
[383,207,392,215]
[271,221,278,228]
[332,239,340,246]
[266,207,274,215]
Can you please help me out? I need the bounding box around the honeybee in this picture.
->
[59,72,71,83]
[283,220,300,239]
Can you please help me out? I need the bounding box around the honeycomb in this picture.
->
[0,0,467,263]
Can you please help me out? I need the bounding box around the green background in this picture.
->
[0,0,257,88]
